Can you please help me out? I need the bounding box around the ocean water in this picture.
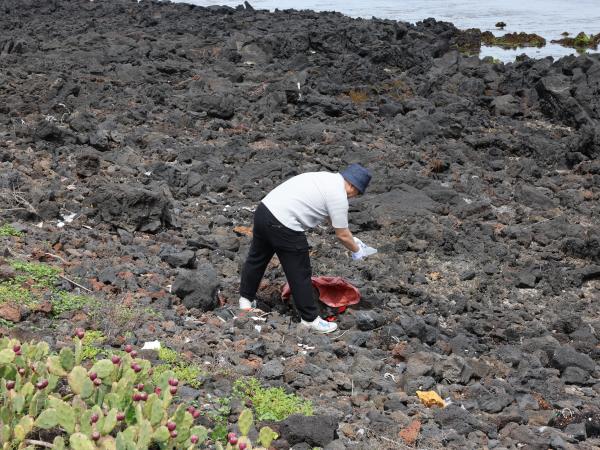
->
[171,0,600,62]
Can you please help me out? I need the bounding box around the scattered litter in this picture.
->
[57,212,77,228]
[233,225,253,236]
[416,390,446,408]
[462,198,473,204]
[141,340,161,350]
[36,222,44,228]
[250,316,267,322]
[166,284,172,293]
[254,325,262,333]
[383,372,397,383]
[297,343,315,350]
[144,171,152,176]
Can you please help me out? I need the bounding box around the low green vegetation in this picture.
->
[552,32,600,50]
[0,317,15,328]
[0,333,278,449]
[80,330,106,361]
[0,257,162,345]
[52,291,99,317]
[208,397,231,443]
[482,31,546,48]
[0,282,32,306]
[9,260,60,288]
[0,259,101,324]
[233,377,313,421]
[0,223,23,237]
[152,346,204,389]
[0,260,61,309]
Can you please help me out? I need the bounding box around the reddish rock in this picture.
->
[0,303,21,322]
[391,342,409,360]
[36,300,53,313]
[399,419,421,446]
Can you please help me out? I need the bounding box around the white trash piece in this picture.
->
[141,340,161,350]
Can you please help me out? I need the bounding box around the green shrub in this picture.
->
[233,377,313,421]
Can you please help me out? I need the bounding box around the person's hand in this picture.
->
[352,237,377,260]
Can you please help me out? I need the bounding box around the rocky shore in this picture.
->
[1,0,600,448]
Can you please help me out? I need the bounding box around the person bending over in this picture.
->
[238,163,377,333]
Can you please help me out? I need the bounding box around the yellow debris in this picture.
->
[416,390,446,408]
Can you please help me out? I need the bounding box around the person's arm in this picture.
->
[335,227,359,253]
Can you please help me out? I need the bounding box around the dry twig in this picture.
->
[58,275,93,293]
[0,188,37,216]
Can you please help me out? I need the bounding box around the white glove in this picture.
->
[352,237,377,260]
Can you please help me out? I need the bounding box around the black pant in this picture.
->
[240,203,318,322]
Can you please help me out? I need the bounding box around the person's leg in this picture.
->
[239,236,274,301]
[277,247,337,333]
[275,247,318,322]
[239,206,275,302]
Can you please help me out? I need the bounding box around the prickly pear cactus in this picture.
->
[220,409,279,450]
[0,333,208,450]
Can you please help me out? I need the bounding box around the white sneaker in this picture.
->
[239,297,256,310]
[300,316,338,334]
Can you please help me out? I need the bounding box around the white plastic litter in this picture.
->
[141,340,161,350]
[254,325,262,333]
[383,372,397,383]
[57,212,77,228]
[297,343,315,350]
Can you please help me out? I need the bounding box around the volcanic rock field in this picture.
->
[1,0,600,448]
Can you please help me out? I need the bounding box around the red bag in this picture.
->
[281,276,361,308]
